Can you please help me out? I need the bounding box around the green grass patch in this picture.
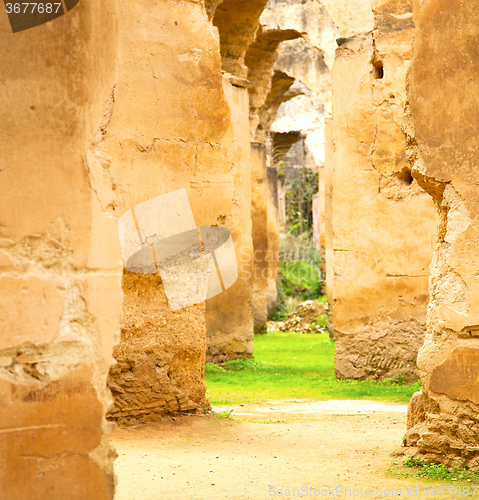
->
[206,331,421,405]
[388,456,479,487]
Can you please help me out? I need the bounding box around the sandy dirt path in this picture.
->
[111,400,429,499]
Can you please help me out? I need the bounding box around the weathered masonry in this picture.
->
[327,0,437,382]
[105,0,263,422]
[404,0,479,468]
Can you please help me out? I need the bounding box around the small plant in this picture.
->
[281,167,318,237]
[216,409,234,419]
[382,374,407,386]
[271,310,288,321]
[401,435,407,447]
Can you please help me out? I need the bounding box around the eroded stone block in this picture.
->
[0,276,64,350]
[430,347,479,406]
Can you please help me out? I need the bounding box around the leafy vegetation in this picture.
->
[205,331,421,405]
[312,313,329,328]
[272,162,323,319]
[273,234,324,320]
[279,165,318,237]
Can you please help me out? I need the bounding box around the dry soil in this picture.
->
[111,400,431,499]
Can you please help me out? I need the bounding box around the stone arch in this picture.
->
[212,0,270,76]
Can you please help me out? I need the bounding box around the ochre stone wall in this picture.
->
[0,1,121,497]
[103,1,254,414]
[324,117,334,307]
[103,0,224,424]
[250,142,279,329]
[260,0,338,70]
[330,0,437,381]
[108,272,207,424]
[246,27,301,139]
[404,0,479,467]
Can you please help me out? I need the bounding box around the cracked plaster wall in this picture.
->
[0,1,121,498]
[329,0,437,382]
[403,0,479,467]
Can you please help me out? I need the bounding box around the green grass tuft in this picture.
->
[223,358,268,372]
[215,409,235,420]
[389,456,479,486]
[205,363,226,376]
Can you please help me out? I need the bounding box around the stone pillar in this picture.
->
[331,1,437,381]
[205,75,254,363]
[404,0,479,468]
[324,118,334,308]
[267,166,280,315]
[251,142,269,333]
[277,177,287,231]
[0,2,120,497]
[318,167,327,277]
[312,194,320,250]
[318,167,326,249]
[104,0,239,423]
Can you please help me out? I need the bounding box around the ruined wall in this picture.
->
[330,0,437,381]
[245,0,338,325]
[324,118,333,307]
[213,0,269,76]
[403,0,479,467]
[251,144,280,325]
[260,0,338,70]
[0,1,120,497]
[312,193,320,250]
[104,0,254,422]
[259,0,338,165]
[246,27,301,139]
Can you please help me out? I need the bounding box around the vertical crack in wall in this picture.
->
[85,87,118,217]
